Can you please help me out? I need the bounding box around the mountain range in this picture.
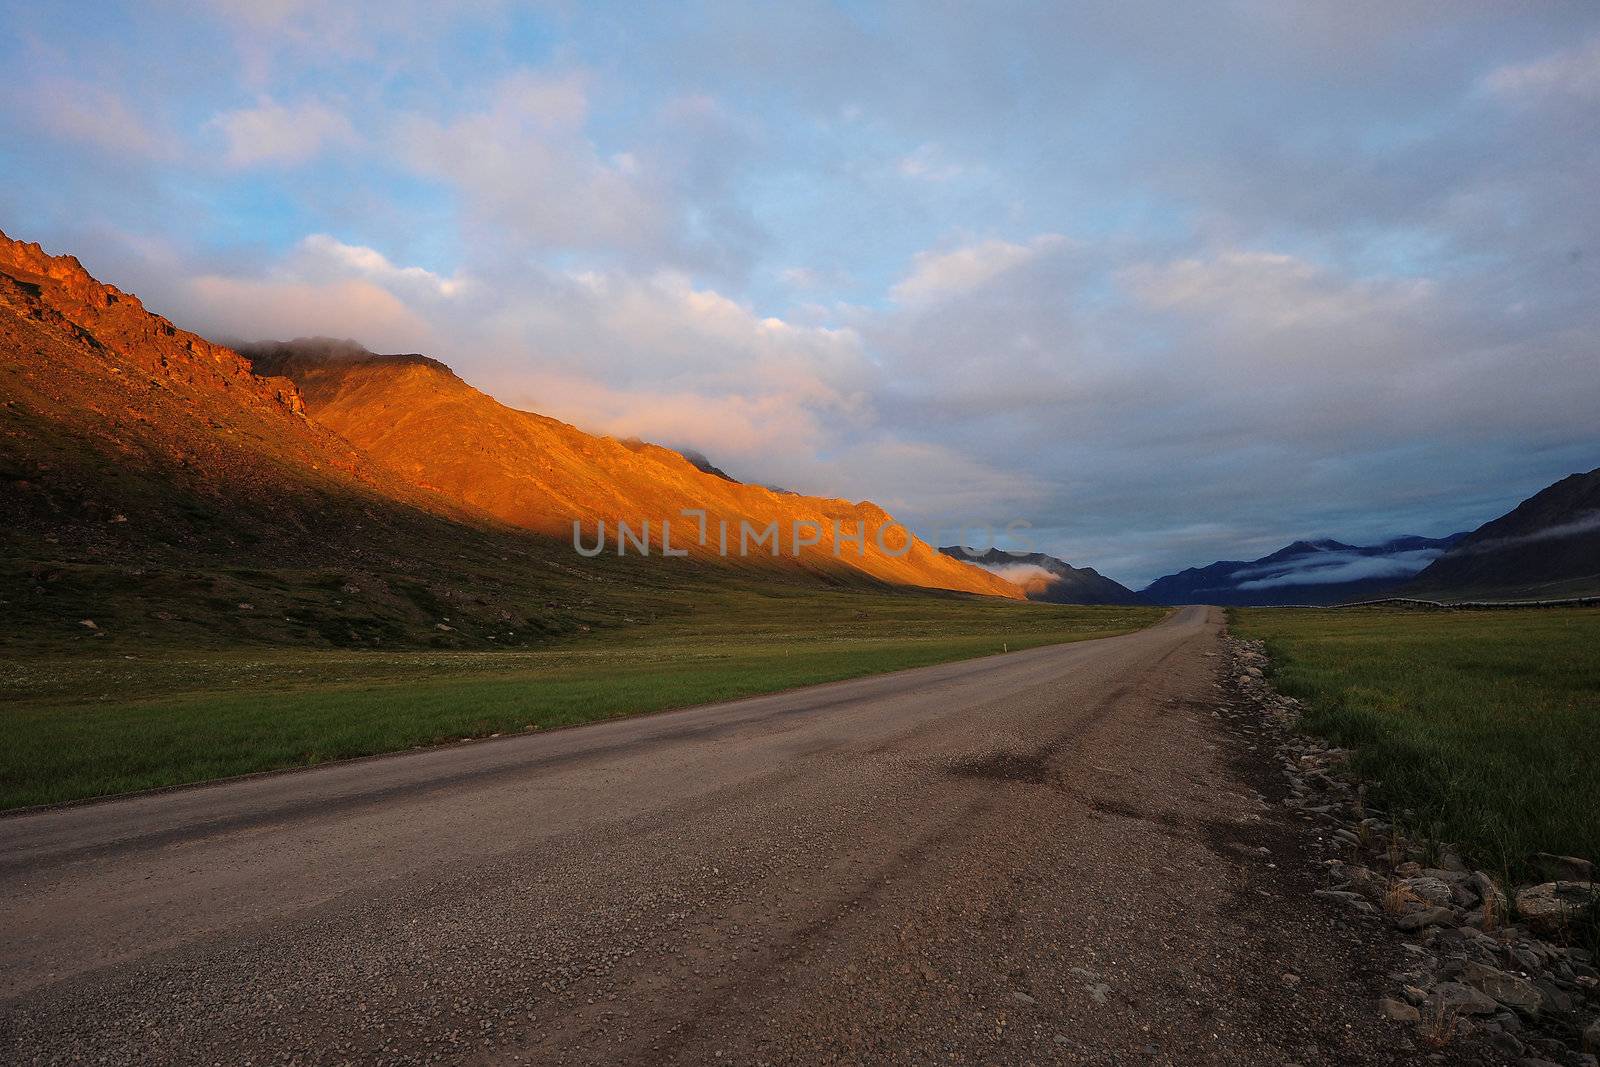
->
[938,546,1147,605]
[1133,471,1600,606]
[943,474,1600,607]
[1138,535,1467,606]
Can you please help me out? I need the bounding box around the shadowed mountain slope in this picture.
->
[242,338,1017,598]
[1405,468,1600,600]
[939,546,1147,605]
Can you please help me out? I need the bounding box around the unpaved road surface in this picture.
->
[1,606,1412,1064]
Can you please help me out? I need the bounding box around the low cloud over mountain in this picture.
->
[1232,545,1451,591]
[1142,536,1464,606]
[940,547,1146,606]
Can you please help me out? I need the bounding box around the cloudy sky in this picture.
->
[3,1,1598,585]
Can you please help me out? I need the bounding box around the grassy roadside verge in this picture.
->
[1,588,1163,810]
[1230,606,1600,877]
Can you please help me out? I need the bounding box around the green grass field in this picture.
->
[0,587,1162,810]
[1231,606,1600,877]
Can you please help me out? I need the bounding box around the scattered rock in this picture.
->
[1427,982,1498,1016]
[1467,871,1504,909]
[1395,907,1455,931]
[1401,876,1455,907]
[1487,1029,1525,1057]
[1377,997,1419,1023]
[1532,853,1594,883]
[1459,961,1545,1016]
[1515,882,1599,935]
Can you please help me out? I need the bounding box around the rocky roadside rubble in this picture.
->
[1221,634,1600,1066]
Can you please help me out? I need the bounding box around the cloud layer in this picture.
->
[971,562,1062,598]
[3,3,1598,585]
[1234,549,1449,592]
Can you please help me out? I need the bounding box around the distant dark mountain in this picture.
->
[939,546,1148,605]
[1141,535,1465,606]
[1405,468,1600,600]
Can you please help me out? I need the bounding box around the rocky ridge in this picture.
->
[1221,636,1600,1065]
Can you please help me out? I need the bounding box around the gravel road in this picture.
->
[0,605,1414,1064]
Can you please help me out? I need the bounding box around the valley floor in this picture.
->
[0,588,1159,809]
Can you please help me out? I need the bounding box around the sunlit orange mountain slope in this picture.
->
[0,230,1016,615]
[246,338,1019,597]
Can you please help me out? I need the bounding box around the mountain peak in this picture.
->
[241,338,458,383]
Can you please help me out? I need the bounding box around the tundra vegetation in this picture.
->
[1231,605,1600,879]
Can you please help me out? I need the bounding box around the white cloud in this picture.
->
[208,97,356,167]
[492,373,836,464]
[476,267,872,410]
[488,68,591,129]
[779,266,852,291]
[788,439,1046,520]
[294,235,465,298]
[1484,36,1600,103]
[199,0,323,30]
[1233,548,1446,590]
[18,79,173,158]
[896,142,969,183]
[972,561,1061,596]
[1455,510,1600,554]
[890,235,1069,303]
[185,275,431,352]
[397,70,676,260]
[1121,250,1437,353]
[191,0,510,82]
